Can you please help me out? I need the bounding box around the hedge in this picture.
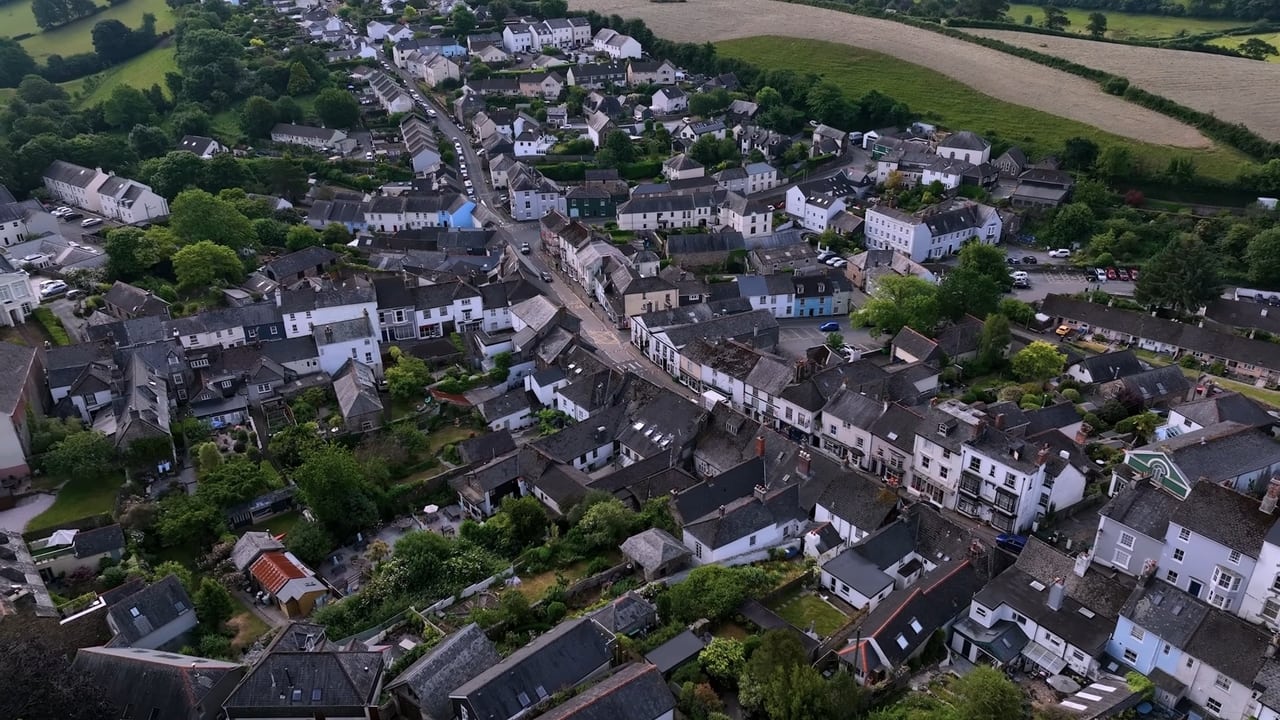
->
[31,307,71,346]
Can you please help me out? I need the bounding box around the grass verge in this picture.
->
[27,472,122,531]
[1004,4,1248,40]
[716,36,1251,182]
[17,0,174,61]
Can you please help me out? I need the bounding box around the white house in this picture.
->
[616,193,715,232]
[662,154,703,181]
[176,135,228,160]
[507,162,566,221]
[269,123,347,149]
[313,316,382,377]
[864,199,1002,263]
[420,52,460,87]
[0,256,36,327]
[278,282,379,341]
[42,160,108,213]
[956,430,1087,534]
[718,192,772,239]
[786,192,845,234]
[937,130,992,165]
[592,29,642,59]
[97,176,170,224]
[680,476,803,564]
[650,87,687,114]
[400,116,442,176]
[744,162,778,193]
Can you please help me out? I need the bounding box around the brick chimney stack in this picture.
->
[756,435,766,458]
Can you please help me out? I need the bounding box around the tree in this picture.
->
[103,226,175,280]
[955,0,1008,19]
[451,5,476,35]
[572,496,637,550]
[1246,228,1280,287]
[826,332,844,349]
[275,96,304,124]
[16,74,66,103]
[194,577,234,629]
[1165,156,1196,185]
[1135,233,1222,313]
[539,0,567,17]
[763,664,830,720]
[806,82,850,129]
[1042,5,1070,31]
[1011,341,1067,381]
[283,224,320,251]
[285,519,334,567]
[170,188,256,252]
[139,150,206,199]
[0,637,120,720]
[128,124,171,159]
[102,85,153,129]
[1040,202,1097,250]
[738,630,809,714]
[0,39,37,88]
[170,106,212,137]
[596,129,636,167]
[499,495,548,548]
[699,637,746,685]
[286,61,315,96]
[976,313,1011,369]
[172,240,245,290]
[155,493,225,547]
[951,666,1025,720]
[252,218,290,248]
[664,565,768,623]
[853,275,941,336]
[321,222,350,246]
[293,444,378,539]
[1060,136,1099,172]
[44,430,117,480]
[92,19,135,64]
[239,95,278,139]
[313,87,360,129]
[393,528,454,580]
[384,347,432,401]
[196,442,223,472]
[1238,37,1279,61]
[688,134,737,167]
[689,88,732,118]
[1085,11,1108,37]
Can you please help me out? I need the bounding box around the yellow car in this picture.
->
[1055,325,1072,337]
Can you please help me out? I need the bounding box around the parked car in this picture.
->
[1048,248,1071,258]
[66,288,86,300]
[1116,268,1131,281]
[540,271,552,282]
[1020,256,1037,265]
[1094,268,1108,282]
[63,212,83,221]
[1106,267,1118,280]
[819,321,840,332]
[1006,257,1017,266]
[1055,324,1073,337]
[520,242,531,255]
[40,281,68,297]
[1129,268,1140,281]
[80,217,103,228]
[996,533,1028,553]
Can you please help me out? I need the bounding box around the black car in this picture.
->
[1006,257,1017,265]
[63,212,83,221]
[1021,256,1038,265]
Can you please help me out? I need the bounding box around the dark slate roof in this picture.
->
[1170,481,1276,555]
[1014,537,1134,618]
[385,624,500,720]
[813,470,897,536]
[939,130,990,151]
[450,618,615,720]
[1072,349,1144,382]
[1204,297,1280,335]
[458,431,517,465]
[868,403,922,454]
[261,336,320,365]
[851,560,984,668]
[225,650,384,711]
[851,519,916,570]
[643,630,706,674]
[103,281,170,317]
[265,246,339,279]
[73,524,125,558]
[1118,365,1189,403]
[619,528,690,571]
[1172,392,1274,430]
[534,664,674,720]
[820,388,884,428]
[935,316,984,358]
[588,593,657,635]
[267,621,334,652]
[106,575,194,645]
[1120,580,1208,650]
[88,315,168,348]
[0,342,37,413]
[458,452,522,492]
[1023,402,1082,437]
[1186,608,1272,684]
[1099,481,1181,540]
[684,483,802,550]
[73,647,245,720]
[1139,421,1280,487]
[44,159,101,188]
[823,547,893,597]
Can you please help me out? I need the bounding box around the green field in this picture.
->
[26,473,123,532]
[716,36,1252,182]
[13,0,175,61]
[0,0,44,39]
[1004,3,1248,39]
[67,43,176,105]
[1210,31,1280,61]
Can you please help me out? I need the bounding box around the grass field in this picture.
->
[26,472,123,532]
[1004,4,1248,40]
[0,0,44,39]
[66,43,176,106]
[717,36,1253,182]
[15,0,175,62]
[1210,31,1280,62]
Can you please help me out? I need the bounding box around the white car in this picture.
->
[80,218,103,228]
[40,281,67,297]
[1048,248,1071,258]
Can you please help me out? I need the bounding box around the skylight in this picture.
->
[1029,580,1047,591]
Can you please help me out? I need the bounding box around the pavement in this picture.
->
[0,493,54,533]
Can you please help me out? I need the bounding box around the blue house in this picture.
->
[793,274,835,317]
[446,197,477,228]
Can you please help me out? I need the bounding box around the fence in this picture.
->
[563,561,633,603]
[420,566,515,616]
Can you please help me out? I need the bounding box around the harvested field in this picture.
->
[965,29,1280,140]
[569,0,1209,148]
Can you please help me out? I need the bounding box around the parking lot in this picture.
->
[776,317,882,360]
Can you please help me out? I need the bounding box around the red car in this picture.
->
[1129,268,1140,281]
[1116,268,1131,281]
[1106,267,1118,280]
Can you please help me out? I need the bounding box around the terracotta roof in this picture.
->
[251,551,307,594]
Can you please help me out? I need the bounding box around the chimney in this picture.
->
[754,484,769,502]
[798,450,812,478]
[718,504,726,517]
[1262,477,1280,515]
[1036,443,1051,466]
[1046,577,1065,611]
[994,413,1005,430]
[595,425,606,442]
[756,435,766,458]
[1074,423,1092,446]
[1073,551,1091,578]
[971,418,986,440]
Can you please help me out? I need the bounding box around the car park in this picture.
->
[819,321,840,332]
[81,217,103,228]
[1048,248,1071,258]
[817,251,835,262]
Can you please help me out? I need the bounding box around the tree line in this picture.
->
[0,11,160,87]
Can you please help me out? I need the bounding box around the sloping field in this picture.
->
[1004,3,1246,40]
[569,0,1210,148]
[1211,32,1280,62]
[965,29,1280,141]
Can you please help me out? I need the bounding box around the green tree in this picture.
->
[139,150,206,199]
[321,222,350,246]
[1042,5,1070,31]
[806,82,850,128]
[738,629,809,714]
[1246,228,1280,287]
[1094,145,1133,181]
[597,129,636,167]
[754,86,783,110]
[172,240,245,290]
[951,666,1026,720]
[239,95,278,139]
[955,0,1009,19]
[499,495,548,548]
[285,224,322,251]
[853,275,941,336]
[102,85,153,129]
[286,61,315,96]
[252,218,290,248]
[196,442,223,472]
[1085,11,1107,37]
[128,124,171,159]
[664,565,767,624]
[451,5,476,35]
[193,577,234,629]
[313,87,360,129]
[1011,340,1067,381]
[1060,136,1099,172]
[976,312,1011,369]
[384,347,432,401]
[393,528,454,579]
[1135,233,1222,313]
[825,332,844,349]
[0,39,37,88]
[103,226,176,281]
[170,189,256,252]
[1041,202,1097,250]
[689,88,732,118]
[699,637,746,685]
[151,562,195,593]
[572,496,637,550]
[44,430,117,480]
[91,19,135,64]
[170,106,212,137]
[285,519,334,567]
[763,664,830,720]
[1165,156,1196,185]
[1238,37,1279,61]
[293,444,378,539]
[539,0,567,16]
[155,493,225,547]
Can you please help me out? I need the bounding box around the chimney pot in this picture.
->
[756,435,766,458]
[1036,443,1051,466]
[995,413,1005,429]
[1046,577,1065,611]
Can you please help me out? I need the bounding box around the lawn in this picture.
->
[1004,4,1248,40]
[26,472,123,532]
[716,36,1252,183]
[513,560,591,601]
[769,589,849,637]
[228,596,270,654]
[1210,31,1280,62]
[68,43,177,107]
[426,425,483,454]
[16,0,175,61]
[241,509,303,539]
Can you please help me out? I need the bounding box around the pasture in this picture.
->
[1004,4,1249,40]
[11,0,175,62]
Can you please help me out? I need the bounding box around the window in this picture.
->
[1166,570,1179,584]
[270,326,278,335]
[1118,532,1135,549]
[1212,566,1241,592]
[1113,549,1131,569]
[940,467,950,479]
[256,383,271,393]
[1263,599,1280,622]
[1012,612,1027,624]
[1004,472,1017,488]
[1214,674,1232,691]
[1129,625,1145,641]
[749,535,756,547]
[829,424,837,434]
[1162,643,1171,655]
[921,457,931,469]
[1122,648,1138,663]
[968,457,981,472]
[1206,698,1222,715]
[1173,548,1185,563]
[910,618,923,633]
[1185,656,1195,669]
[974,606,988,618]
[942,449,952,459]
[1229,549,1242,564]
[1178,527,1191,542]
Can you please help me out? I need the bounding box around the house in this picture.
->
[420,52,461,87]
[1100,364,1190,408]
[644,631,706,677]
[662,153,703,181]
[333,359,383,433]
[620,527,692,581]
[249,551,328,617]
[938,130,992,165]
[952,538,1135,679]
[1157,390,1274,440]
[508,162,566,221]
[43,161,170,224]
[1010,168,1076,210]
[73,646,245,720]
[230,531,285,576]
[533,664,675,720]
[678,459,806,564]
[957,424,1089,533]
[269,123,348,149]
[890,316,985,365]
[370,70,415,114]
[589,592,659,637]
[30,524,124,582]
[0,255,35,328]
[313,316,381,377]
[262,246,339,285]
[1066,349,1146,385]
[864,199,1003,263]
[616,193,716,233]
[451,451,522,518]
[518,71,564,101]
[837,560,985,685]
[386,624,501,720]
[176,135,228,159]
[103,281,170,320]
[811,124,846,157]
[105,575,197,650]
[592,28,642,59]
[566,62,627,89]
[42,159,108,213]
[0,342,43,478]
[650,86,687,114]
[627,59,676,86]
[401,116,443,176]
[679,119,727,143]
[449,617,616,720]
[844,249,935,295]
[784,172,868,232]
[223,644,383,720]
[718,192,771,239]
[1119,420,1280,500]
[993,147,1028,177]
[465,77,521,97]
[737,275,795,319]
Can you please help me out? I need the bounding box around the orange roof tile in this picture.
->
[250,551,306,594]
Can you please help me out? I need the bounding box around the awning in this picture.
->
[1022,641,1069,675]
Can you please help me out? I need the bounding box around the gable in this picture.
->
[1125,451,1189,500]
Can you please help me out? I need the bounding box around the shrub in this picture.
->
[586,556,612,575]
[1179,355,1201,369]
[1208,360,1226,376]
[544,600,567,623]
[1061,388,1082,402]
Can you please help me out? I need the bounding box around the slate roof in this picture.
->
[385,624,500,720]
[450,618,615,720]
[643,630,706,674]
[1170,481,1275,556]
[823,547,894,597]
[44,159,102,188]
[456,452,522,493]
[226,650,384,711]
[314,317,376,345]
[264,246,339,279]
[480,388,531,421]
[0,342,37,414]
[1023,402,1083,437]
[939,130,990,151]
[684,483,802,550]
[1098,481,1181,540]
[103,281,170,317]
[1072,349,1144,382]
[588,592,657,635]
[261,336,321,365]
[1204,297,1280,335]
[1117,365,1189,403]
[1137,420,1280,486]
[619,528,691,572]
[869,403,922,454]
[533,664,675,720]
[73,646,245,720]
[1120,580,1208,650]
[334,359,383,420]
[814,470,897,535]
[458,430,517,465]
[1172,391,1274,429]
[106,575,194,646]
[1186,608,1272,683]
[73,524,125,558]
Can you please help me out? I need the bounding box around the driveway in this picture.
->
[0,493,54,533]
